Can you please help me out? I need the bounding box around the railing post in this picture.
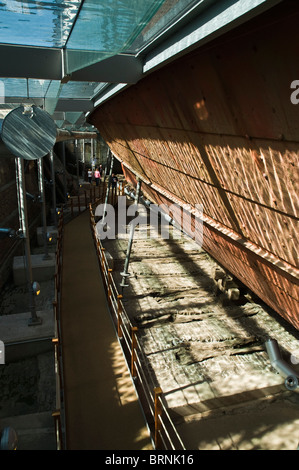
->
[70,198,73,217]
[101,247,106,274]
[154,387,163,450]
[89,203,94,224]
[53,300,58,336]
[131,326,138,378]
[52,410,63,450]
[107,268,113,301]
[96,239,101,258]
[117,294,123,338]
[52,337,59,357]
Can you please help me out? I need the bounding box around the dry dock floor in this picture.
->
[101,198,299,450]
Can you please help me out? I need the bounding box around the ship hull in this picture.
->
[89,1,299,329]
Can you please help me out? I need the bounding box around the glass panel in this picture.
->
[59,81,99,99]
[28,79,52,97]
[55,120,65,128]
[126,0,207,53]
[0,78,28,98]
[0,78,101,108]
[65,111,82,124]
[44,80,63,115]
[0,0,82,47]
[0,77,99,129]
[65,0,166,74]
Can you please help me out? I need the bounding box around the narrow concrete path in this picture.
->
[60,210,152,450]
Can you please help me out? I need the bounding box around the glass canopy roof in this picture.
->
[0,0,200,50]
[0,0,82,48]
[2,78,97,99]
[0,0,203,130]
[0,0,274,131]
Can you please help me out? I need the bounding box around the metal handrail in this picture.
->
[52,210,65,450]
[89,202,186,450]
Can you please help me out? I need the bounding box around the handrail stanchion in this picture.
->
[117,294,123,338]
[96,239,101,259]
[101,247,106,275]
[107,268,113,303]
[52,410,63,450]
[88,200,186,451]
[131,327,138,378]
[154,387,163,450]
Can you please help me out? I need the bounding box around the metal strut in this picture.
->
[50,149,57,227]
[120,179,142,291]
[103,152,114,217]
[15,157,41,326]
[37,157,50,260]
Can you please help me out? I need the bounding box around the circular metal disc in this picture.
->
[1,105,57,160]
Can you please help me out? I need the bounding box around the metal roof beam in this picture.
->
[0,45,142,83]
[70,54,142,84]
[55,99,93,112]
[0,45,62,80]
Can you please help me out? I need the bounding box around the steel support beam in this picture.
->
[15,157,41,326]
[37,158,50,260]
[70,54,142,84]
[0,45,142,83]
[0,45,62,80]
[50,150,57,227]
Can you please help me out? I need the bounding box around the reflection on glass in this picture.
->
[0,0,82,47]
[65,0,165,73]
[127,0,203,53]
[0,78,100,101]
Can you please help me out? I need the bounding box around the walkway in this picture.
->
[60,209,152,450]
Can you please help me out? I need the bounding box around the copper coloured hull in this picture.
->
[89,1,299,329]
